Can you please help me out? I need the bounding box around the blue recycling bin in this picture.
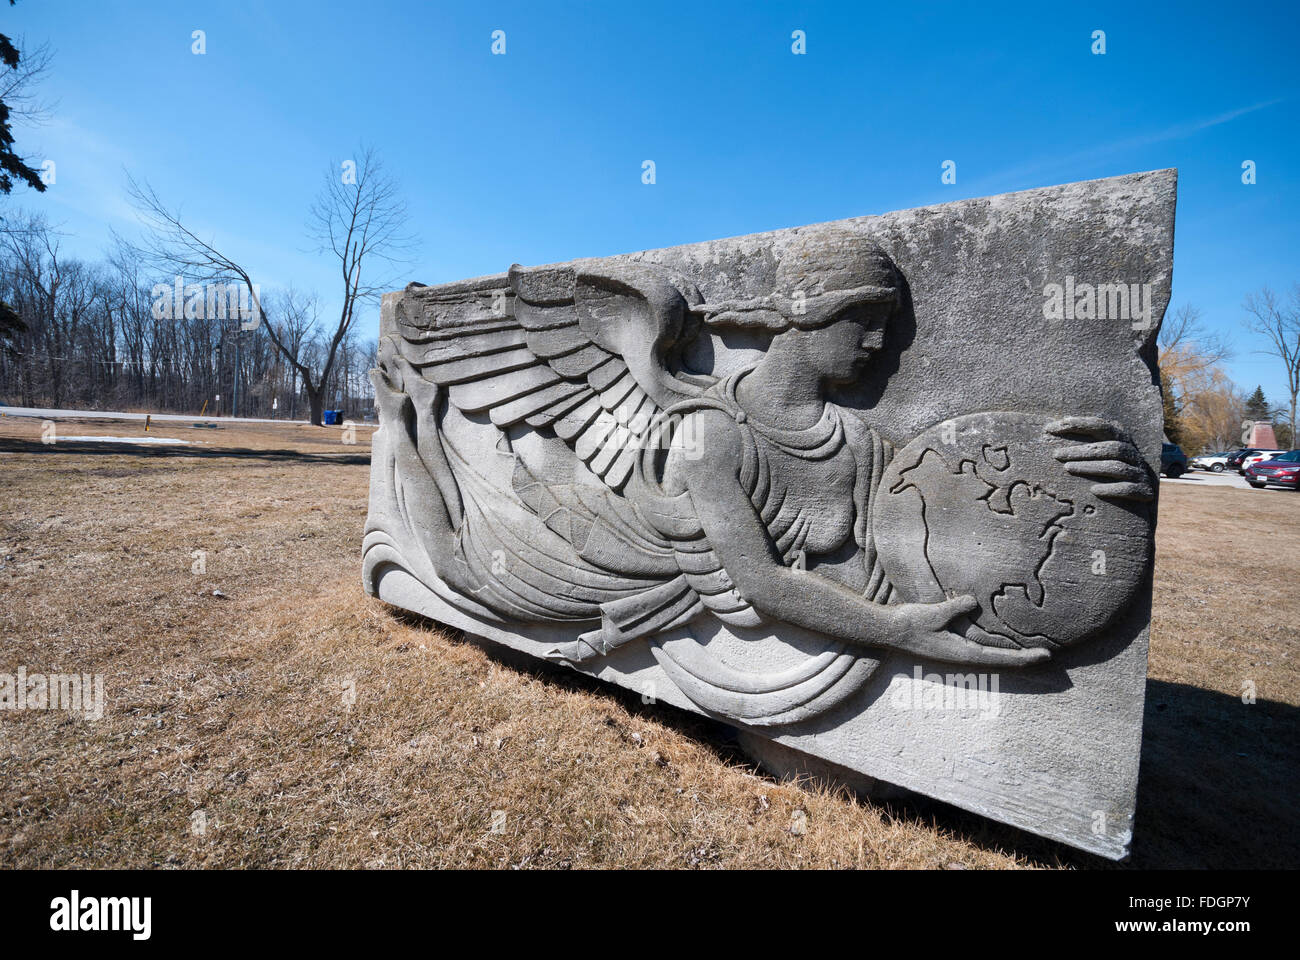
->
[322,409,343,425]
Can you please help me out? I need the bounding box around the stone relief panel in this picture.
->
[362,169,1176,858]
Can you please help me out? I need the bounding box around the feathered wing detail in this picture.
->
[377,262,727,659]
[395,261,710,494]
[362,336,675,627]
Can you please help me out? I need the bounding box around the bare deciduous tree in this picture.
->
[1179,370,1247,454]
[303,146,412,423]
[126,146,412,424]
[1158,304,1232,407]
[275,287,319,420]
[1242,286,1300,446]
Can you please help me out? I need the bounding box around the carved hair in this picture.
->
[691,238,901,331]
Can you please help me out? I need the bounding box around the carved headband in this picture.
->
[688,283,899,331]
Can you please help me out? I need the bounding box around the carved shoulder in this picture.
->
[838,406,879,452]
[661,406,746,495]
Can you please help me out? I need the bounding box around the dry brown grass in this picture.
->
[0,415,1296,869]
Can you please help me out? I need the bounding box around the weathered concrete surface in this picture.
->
[364,169,1176,858]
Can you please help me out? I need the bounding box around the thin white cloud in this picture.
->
[967,98,1286,193]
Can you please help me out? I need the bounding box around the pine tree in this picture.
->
[1245,386,1270,422]
[0,298,22,357]
[1161,371,1183,445]
[0,3,47,195]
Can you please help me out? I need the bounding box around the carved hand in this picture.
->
[370,340,409,424]
[883,596,1052,667]
[1047,415,1154,502]
[372,340,444,424]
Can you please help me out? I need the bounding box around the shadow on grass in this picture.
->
[390,608,1299,869]
[1128,678,1298,869]
[0,437,370,466]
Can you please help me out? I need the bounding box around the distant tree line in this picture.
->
[0,213,377,419]
[0,9,405,425]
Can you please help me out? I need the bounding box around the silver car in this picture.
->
[1191,451,1232,472]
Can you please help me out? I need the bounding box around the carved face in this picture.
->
[795,301,890,384]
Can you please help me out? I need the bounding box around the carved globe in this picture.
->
[870,412,1153,650]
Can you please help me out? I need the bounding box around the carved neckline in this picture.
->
[723,368,844,455]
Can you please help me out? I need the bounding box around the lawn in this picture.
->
[0,415,1296,868]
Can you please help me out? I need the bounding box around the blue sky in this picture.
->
[6,0,1299,403]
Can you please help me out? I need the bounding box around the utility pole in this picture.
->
[231,328,240,419]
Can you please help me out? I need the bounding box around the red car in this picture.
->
[1245,449,1300,489]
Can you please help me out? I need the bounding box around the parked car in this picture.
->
[1245,450,1300,489]
[1161,442,1189,478]
[1190,451,1232,472]
[1240,450,1285,474]
[1232,447,1274,470]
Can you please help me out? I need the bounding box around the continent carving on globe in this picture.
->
[871,412,1154,650]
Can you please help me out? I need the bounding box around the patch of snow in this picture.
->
[56,436,195,445]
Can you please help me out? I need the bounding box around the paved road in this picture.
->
[0,408,1290,486]
[0,405,373,426]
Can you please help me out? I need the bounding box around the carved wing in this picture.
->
[393,262,711,491]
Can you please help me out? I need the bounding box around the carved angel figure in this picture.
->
[363,231,1152,721]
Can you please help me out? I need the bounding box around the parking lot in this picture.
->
[1164,469,1295,491]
